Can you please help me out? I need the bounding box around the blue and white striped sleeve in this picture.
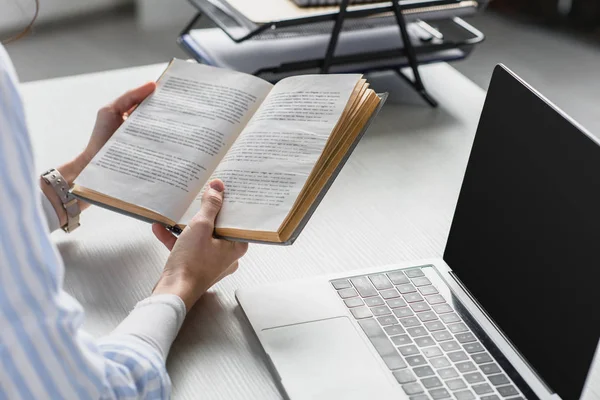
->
[0,45,186,400]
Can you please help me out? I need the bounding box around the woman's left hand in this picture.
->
[62,81,156,183]
[42,82,156,226]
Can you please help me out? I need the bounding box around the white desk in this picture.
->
[21,64,597,399]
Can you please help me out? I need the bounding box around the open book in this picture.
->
[73,59,386,244]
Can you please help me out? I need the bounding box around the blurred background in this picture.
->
[1,0,599,133]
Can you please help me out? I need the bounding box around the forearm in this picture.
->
[106,294,187,360]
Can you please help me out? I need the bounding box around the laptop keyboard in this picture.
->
[330,266,526,400]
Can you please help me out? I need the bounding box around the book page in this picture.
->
[179,74,361,231]
[76,60,273,222]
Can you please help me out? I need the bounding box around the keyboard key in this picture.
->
[456,361,477,373]
[472,352,493,364]
[410,301,431,312]
[350,276,378,297]
[350,306,372,319]
[481,396,501,400]
[419,285,439,295]
[481,363,502,375]
[368,274,393,290]
[387,298,408,308]
[424,321,445,332]
[406,355,427,367]
[430,356,451,369]
[380,288,401,299]
[412,277,432,287]
[377,315,397,326]
[403,382,425,395]
[428,388,451,399]
[357,319,406,370]
[455,332,477,343]
[344,298,364,308]
[399,345,420,356]
[407,326,428,337]
[445,378,467,390]
[357,317,381,336]
[388,270,410,285]
[425,294,446,305]
[413,365,435,377]
[454,390,475,400]
[432,304,453,314]
[489,374,510,386]
[421,376,443,389]
[384,324,405,336]
[414,336,435,347]
[364,297,385,307]
[404,293,425,303]
[397,284,417,294]
[432,330,453,342]
[371,305,392,316]
[338,288,358,299]
[440,340,460,352]
[448,351,469,362]
[409,396,430,400]
[439,313,461,324]
[464,372,485,384]
[417,311,438,322]
[463,342,485,354]
[399,317,421,327]
[422,346,442,358]
[331,279,351,289]
[393,369,417,384]
[497,385,519,397]
[406,269,425,278]
[438,367,458,380]
[393,307,415,318]
[472,383,494,395]
[391,334,413,346]
[448,323,468,333]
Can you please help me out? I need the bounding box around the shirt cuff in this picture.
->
[40,188,61,232]
[111,294,187,360]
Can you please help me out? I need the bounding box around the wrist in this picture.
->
[40,155,89,228]
[153,269,204,312]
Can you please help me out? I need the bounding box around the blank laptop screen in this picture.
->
[444,65,600,400]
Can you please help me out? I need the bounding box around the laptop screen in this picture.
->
[444,65,600,400]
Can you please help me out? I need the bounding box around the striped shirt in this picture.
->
[0,45,186,399]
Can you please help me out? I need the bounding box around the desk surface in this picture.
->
[21,63,598,399]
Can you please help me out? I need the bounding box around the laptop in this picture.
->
[236,65,600,400]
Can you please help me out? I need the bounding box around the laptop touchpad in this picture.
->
[261,316,399,400]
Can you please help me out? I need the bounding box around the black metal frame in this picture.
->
[181,0,486,107]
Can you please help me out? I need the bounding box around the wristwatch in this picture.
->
[41,168,81,232]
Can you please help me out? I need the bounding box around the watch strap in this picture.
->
[41,168,80,232]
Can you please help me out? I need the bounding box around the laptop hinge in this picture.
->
[447,271,555,395]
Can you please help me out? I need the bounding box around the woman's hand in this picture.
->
[152,180,248,311]
[60,81,157,184]
[41,82,156,227]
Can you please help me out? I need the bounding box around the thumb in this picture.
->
[198,179,225,223]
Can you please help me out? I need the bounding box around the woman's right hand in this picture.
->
[151,179,248,311]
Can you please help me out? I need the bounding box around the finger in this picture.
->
[112,82,156,115]
[152,223,177,251]
[211,261,239,287]
[197,179,225,223]
[234,241,249,258]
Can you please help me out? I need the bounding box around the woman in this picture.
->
[1,3,248,399]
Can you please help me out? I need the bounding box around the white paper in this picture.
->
[180,74,361,231]
[76,60,273,222]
